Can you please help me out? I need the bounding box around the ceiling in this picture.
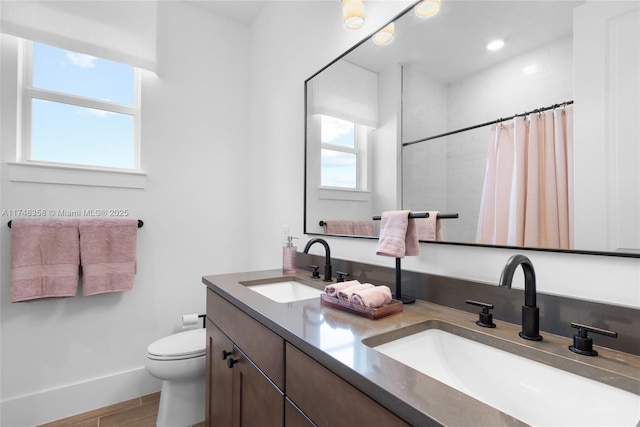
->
[184,1,583,84]
[346,1,583,83]
[184,0,266,25]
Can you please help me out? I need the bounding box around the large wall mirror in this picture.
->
[305,0,639,257]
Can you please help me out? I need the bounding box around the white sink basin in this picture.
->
[241,278,324,303]
[370,326,640,426]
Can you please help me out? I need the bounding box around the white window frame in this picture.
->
[9,40,145,188]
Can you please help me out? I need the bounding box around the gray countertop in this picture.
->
[203,269,640,427]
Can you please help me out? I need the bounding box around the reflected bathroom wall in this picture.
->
[403,37,574,243]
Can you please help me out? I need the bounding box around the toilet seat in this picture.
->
[147,328,206,361]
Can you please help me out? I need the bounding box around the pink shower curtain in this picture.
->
[476,105,574,249]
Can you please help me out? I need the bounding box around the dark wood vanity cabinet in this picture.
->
[206,290,285,427]
[286,343,409,427]
[230,343,285,426]
[206,288,408,427]
[285,398,315,427]
[206,320,234,426]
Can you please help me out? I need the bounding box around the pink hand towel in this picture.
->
[375,211,420,258]
[323,220,354,235]
[324,280,361,297]
[79,219,138,296]
[337,283,375,301]
[416,211,444,241]
[10,218,80,302]
[349,285,392,308]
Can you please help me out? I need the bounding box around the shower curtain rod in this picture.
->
[402,100,574,147]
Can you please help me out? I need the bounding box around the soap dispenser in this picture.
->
[282,226,298,275]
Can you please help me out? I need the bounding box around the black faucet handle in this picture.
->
[308,265,320,279]
[569,322,618,356]
[336,271,349,282]
[465,300,496,328]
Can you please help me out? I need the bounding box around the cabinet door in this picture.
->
[285,398,315,427]
[207,319,234,427]
[207,289,285,389]
[231,345,284,427]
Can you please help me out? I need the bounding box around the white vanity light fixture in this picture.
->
[373,22,394,45]
[343,0,365,30]
[415,0,441,18]
[486,39,505,51]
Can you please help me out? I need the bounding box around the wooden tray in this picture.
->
[320,294,403,320]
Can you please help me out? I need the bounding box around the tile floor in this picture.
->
[37,392,205,427]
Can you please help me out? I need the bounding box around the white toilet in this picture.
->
[145,328,206,427]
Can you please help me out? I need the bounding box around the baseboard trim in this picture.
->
[1,366,162,426]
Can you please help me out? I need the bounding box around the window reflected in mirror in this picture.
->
[320,115,368,190]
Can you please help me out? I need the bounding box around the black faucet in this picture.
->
[303,238,332,282]
[498,254,543,341]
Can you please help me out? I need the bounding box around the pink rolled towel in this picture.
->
[79,219,138,296]
[349,286,392,308]
[10,218,80,302]
[324,280,361,297]
[337,283,374,301]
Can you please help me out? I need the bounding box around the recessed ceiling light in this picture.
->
[486,39,505,51]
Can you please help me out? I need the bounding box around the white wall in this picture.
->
[0,2,251,425]
[372,64,402,224]
[574,2,640,253]
[246,0,414,269]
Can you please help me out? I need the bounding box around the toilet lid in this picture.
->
[147,328,206,360]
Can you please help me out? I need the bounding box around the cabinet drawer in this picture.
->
[207,289,284,389]
[285,343,409,427]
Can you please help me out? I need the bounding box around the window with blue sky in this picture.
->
[27,42,137,170]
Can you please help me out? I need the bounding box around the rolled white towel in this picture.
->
[324,280,361,297]
[337,283,374,301]
[349,286,392,308]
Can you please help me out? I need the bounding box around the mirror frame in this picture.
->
[304,1,640,259]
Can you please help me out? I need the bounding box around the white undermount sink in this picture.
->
[367,322,640,426]
[240,277,324,303]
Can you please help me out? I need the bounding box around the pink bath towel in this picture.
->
[323,220,354,235]
[324,280,361,298]
[337,283,375,301]
[353,220,374,236]
[79,219,138,296]
[416,211,444,241]
[349,285,392,308]
[10,219,80,302]
[375,211,420,258]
